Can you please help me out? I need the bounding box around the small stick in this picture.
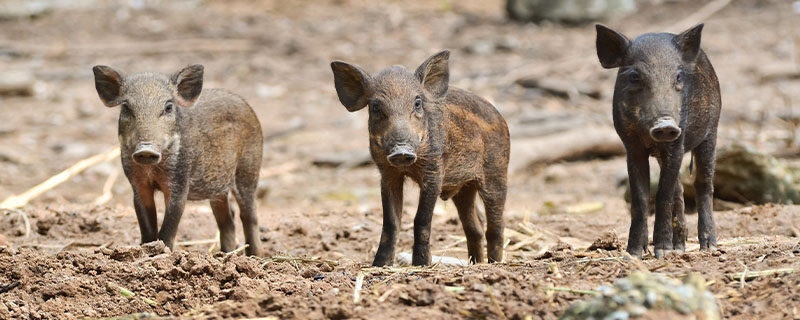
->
[353,271,365,303]
[730,268,795,281]
[486,285,508,320]
[224,244,249,258]
[572,256,625,264]
[0,146,120,209]
[271,256,339,268]
[93,167,120,206]
[739,263,748,288]
[0,281,20,294]
[546,286,600,296]
[378,285,400,302]
[3,209,30,238]
[177,238,218,246]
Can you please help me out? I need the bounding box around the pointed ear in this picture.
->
[93,65,124,107]
[415,50,450,99]
[330,61,371,112]
[171,64,204,107]
[676,23,704,64]
[595,24,630,69]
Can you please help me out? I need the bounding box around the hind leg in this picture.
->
[210,194,237,252]
[671,181,687,253]
[233,146,262,256]
[452,185,484,264]
[694,139,718,250]
[479,177,507,263]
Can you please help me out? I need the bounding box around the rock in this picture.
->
[696,144,799,205]
[624,145,800,209]
[507,0,637,23]
[560,271,720,320]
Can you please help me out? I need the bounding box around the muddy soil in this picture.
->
[0,0,799,319]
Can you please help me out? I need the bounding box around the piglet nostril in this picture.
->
[649,119,682,142]
[132,143,161,165]
[386,145,417,167]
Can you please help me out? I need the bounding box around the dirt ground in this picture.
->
[0,0,799,319]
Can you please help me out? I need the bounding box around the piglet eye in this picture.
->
[628,72,641,84]
[369,101,382,117]
[675,71,685,91]
[164,101,174,114]
[413,96,423,111]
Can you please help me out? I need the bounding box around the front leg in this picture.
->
[373,174,404,267]
[626,149,650,258]
[412,165,443,266]
[132,186,158,243]
[653,145,684,258]
[158,176,189,250]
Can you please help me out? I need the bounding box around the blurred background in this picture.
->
[0,0,798,260]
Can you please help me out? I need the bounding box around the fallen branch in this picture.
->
[664,0,732,33]
[515,77,601,100]
[93,167,120,206]
[510,126,624,172]
[546,286,600,296]
[0,146,120,209]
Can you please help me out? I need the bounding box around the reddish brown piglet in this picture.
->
[331,50,510,266]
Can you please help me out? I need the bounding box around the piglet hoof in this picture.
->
[625,247,644,260]
[653,248,673,259]
[700,243,718,252]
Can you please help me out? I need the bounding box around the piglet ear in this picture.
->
[171,64,204,107]
[676,23,704,64]
[415,50,450,99]
[93,65,124,107]
[595,24,630,69]
[330,61,372,112]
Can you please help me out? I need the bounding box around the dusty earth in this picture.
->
[0,0,799,319]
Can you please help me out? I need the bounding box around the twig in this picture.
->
[93,167,120,206]
[546,286,600,296]
[486,285,508,320]
[0,147,120,209]
[664,0,732,33]
[177,238,218,246]
[572,256,625,264]
[271,256,339,268]
[224,244,249,258]
[378,285,401,302]
[739,263,748,288]
[353,271,365,303]
[730,268,795,281]
[3,209,30,238]
[0,281,20,294]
